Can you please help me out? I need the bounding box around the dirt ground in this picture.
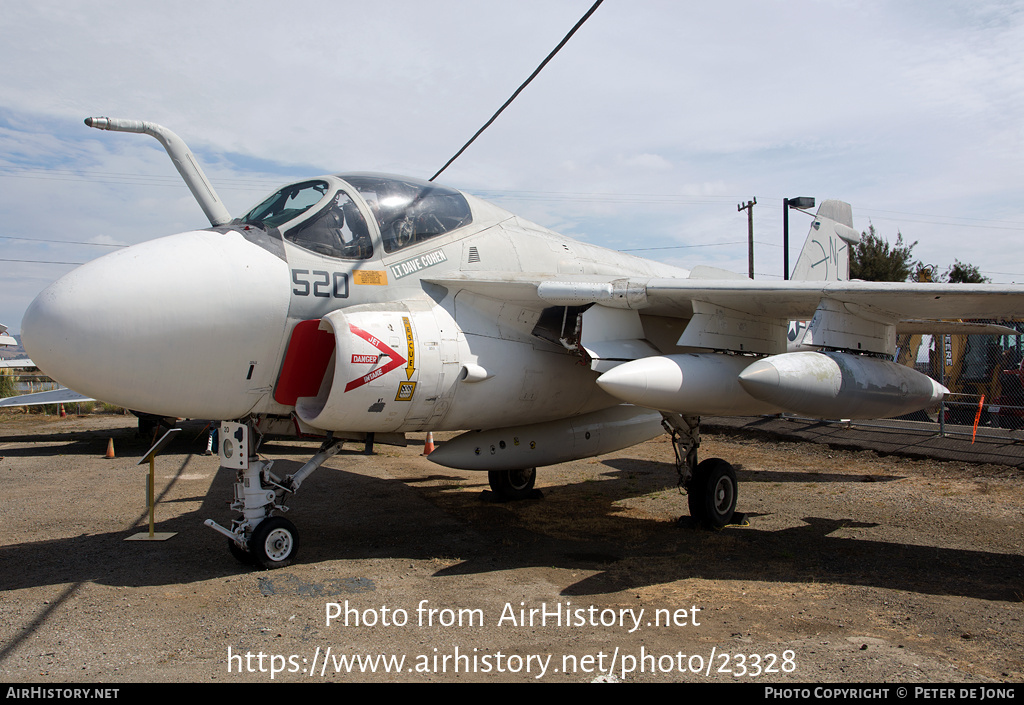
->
[0,411,1022,683]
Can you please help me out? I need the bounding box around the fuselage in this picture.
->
[22,173,689,432]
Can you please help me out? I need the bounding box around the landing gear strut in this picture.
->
[662,413,737,528]
[205,421,344,569]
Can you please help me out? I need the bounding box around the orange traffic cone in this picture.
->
[105,438,115,459]
[422,432,435,456]
[59,404,66,418]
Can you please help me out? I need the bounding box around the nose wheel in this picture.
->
[249,517,299,569]
[226,517,300,569]
[228,537,254,565]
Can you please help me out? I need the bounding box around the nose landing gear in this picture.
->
[204,420,344,569]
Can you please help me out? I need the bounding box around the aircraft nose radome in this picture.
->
[22,230,291,419]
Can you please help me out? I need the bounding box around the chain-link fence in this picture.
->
[892,329,1024,439]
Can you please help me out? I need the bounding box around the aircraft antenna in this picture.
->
[429,0,604,182]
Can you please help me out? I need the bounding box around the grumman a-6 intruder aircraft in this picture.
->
[19,118,1024,568]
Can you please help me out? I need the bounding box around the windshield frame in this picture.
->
[241,179,333,231]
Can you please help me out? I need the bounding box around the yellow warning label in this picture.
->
[403,316,415,380]
[395,381,416,401]
[354,270,388,286]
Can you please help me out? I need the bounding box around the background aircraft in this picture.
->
[0,323,95,408]
[19,118,1024,569]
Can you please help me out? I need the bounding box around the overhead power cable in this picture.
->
[1,235,125,248]
[429,0,604,182]
[0,257,85,265]
[620,239,784,253]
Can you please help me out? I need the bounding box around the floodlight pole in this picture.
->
[783,196,815,280]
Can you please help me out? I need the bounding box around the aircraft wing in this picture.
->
[428,274,1024,318]
[0,359,38,369]
[427,274,1024,357]
[0,387,95,408]
[526,277,1021,318]
[894,320,1019,336]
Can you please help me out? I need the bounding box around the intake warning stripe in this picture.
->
[344,324,407,392]
[403,316,415,380]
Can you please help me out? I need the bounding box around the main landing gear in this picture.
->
[205,422,345,569]
[662,413,738,529]
[488,467,537,500]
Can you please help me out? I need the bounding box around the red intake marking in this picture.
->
[344,324,407,392]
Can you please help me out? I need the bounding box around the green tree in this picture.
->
[849,225,917,282]
[911,258,990,283]
[944,259,989,283]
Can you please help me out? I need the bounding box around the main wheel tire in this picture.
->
[688,458,737,529]
[250,517,299,569]
[488,468,537,500]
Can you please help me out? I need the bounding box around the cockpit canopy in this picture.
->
[240,174,473,259]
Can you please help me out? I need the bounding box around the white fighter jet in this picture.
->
[19,118,1024,568]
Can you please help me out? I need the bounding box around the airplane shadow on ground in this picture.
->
[0,433,1020,606]
[427,456,1020,602]
[0,423,170,457]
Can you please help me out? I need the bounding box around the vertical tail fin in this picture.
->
[790,200,860,281]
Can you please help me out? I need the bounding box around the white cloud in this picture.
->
[2,0,1024,329]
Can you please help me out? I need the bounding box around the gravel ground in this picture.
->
[0,411,1021,683]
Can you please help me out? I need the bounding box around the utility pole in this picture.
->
[737,198,756,279]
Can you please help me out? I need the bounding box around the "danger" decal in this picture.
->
[344,325,407,392]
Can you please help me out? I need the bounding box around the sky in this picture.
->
[2,0,1023,333]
